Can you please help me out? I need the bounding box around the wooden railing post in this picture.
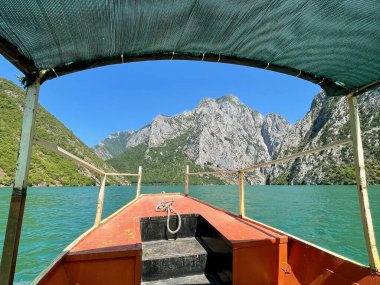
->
[185,165,189,196]
[0,79,40,285]
[238,171,245,218]
[348,94,380,271]
[94,175,107,227]
[136,166,142,198]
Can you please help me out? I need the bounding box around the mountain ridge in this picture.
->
[94,90,380,185]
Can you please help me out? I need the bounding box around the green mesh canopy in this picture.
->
[1,0,379,96]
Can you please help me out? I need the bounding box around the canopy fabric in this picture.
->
[0,1,379,96]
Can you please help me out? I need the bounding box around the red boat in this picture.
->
[32,193,380,284]
[1,1,380,284]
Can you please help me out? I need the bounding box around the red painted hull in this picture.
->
[35,194,380,285]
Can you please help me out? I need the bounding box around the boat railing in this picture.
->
[185,137,352,218]
[34,137,143,227]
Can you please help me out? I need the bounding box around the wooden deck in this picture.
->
[70,193,287,254]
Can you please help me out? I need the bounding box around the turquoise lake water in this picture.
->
[0,185,379,284]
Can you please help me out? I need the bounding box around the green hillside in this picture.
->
[107,132,223,185]
[0,78,124,186]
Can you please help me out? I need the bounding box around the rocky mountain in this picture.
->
[93,130,135,160]
[0,78,125,186]
[94,94,291,184]
[94,89,380,185]
[273,88,380,185]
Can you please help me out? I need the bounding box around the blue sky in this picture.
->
[0,56,320,147]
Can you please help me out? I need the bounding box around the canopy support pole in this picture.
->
[0,79,40,285]
[185,165,189,196]
[136,166,142,198]
[238,171,245,218]
[94,175,107,227]
[347,94,380,271]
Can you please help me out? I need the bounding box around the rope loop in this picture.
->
[155,191,182,234]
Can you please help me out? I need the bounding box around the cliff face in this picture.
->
[273,88,380,185]
[94,94,292,184]
[94,89,380,185]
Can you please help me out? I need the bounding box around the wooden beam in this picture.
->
[348,95,380,271]
[34,137,105,176]
[136,166,142,198]
[105,172,140,177]
[238,171,245,218]
[185,165,189,196]
[0,79,40,285]
[94,175,107,227]
[240,138,352,173]
[188,169,239,176]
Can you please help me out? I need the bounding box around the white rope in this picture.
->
[155,191,181,234]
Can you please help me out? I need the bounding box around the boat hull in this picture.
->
[33,194,380,285]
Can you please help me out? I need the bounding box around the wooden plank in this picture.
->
[347,95,380,271]
[185,165,189,196]
[238,171,245,218]
[188,139,350,179]
[0,79,40,285]
[105,173,140,177]
[34,137,105,176]
[94,175,107,227]
[136,166,142,198]
[188,170,239,175]
[240,138,352,173]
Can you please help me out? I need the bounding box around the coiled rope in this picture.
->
[155,191,181,234]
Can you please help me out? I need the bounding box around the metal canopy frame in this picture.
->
[3,48,379,98]
[26,54,349,97]
[0,34,350,96]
